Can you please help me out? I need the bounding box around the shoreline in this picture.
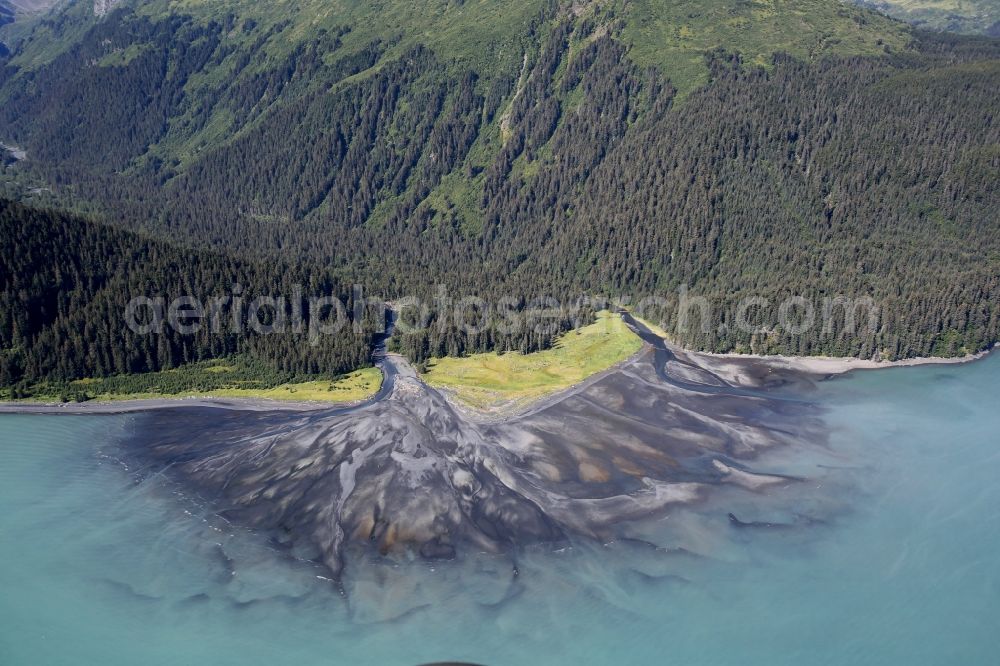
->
[0,343,992,417]
[625,312,995,376]
[0,395,354,415]
[684,344,993,377]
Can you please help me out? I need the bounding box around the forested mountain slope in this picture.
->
[0,198,378,388]
[1,0,998,367]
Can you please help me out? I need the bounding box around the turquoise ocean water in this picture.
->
[2,355,998,665]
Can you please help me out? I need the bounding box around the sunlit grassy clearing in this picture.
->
[19,365,383,404]
[421,311,643,411]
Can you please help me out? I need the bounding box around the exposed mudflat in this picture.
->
[115,318,827,579]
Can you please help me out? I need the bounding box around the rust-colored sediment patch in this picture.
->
[611,455,647,477]
[578,461,611,483]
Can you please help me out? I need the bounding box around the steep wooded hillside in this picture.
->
[1,1,998,366]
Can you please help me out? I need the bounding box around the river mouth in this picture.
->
[112,318,830,581]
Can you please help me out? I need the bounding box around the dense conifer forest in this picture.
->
[0,199,374,391]
[0,198,584,392]
[0,0,998,390]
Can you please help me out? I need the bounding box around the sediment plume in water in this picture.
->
[119,318,826,580]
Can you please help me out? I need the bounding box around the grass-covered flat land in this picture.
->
[11,360,382,404]
[421,311,643,413]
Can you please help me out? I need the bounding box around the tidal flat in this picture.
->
[107,316,828,578]
[1,333,998,665]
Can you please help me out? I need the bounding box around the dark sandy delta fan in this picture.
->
[120,317,823,580]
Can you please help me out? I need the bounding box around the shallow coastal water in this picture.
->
[2,355,999,665]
